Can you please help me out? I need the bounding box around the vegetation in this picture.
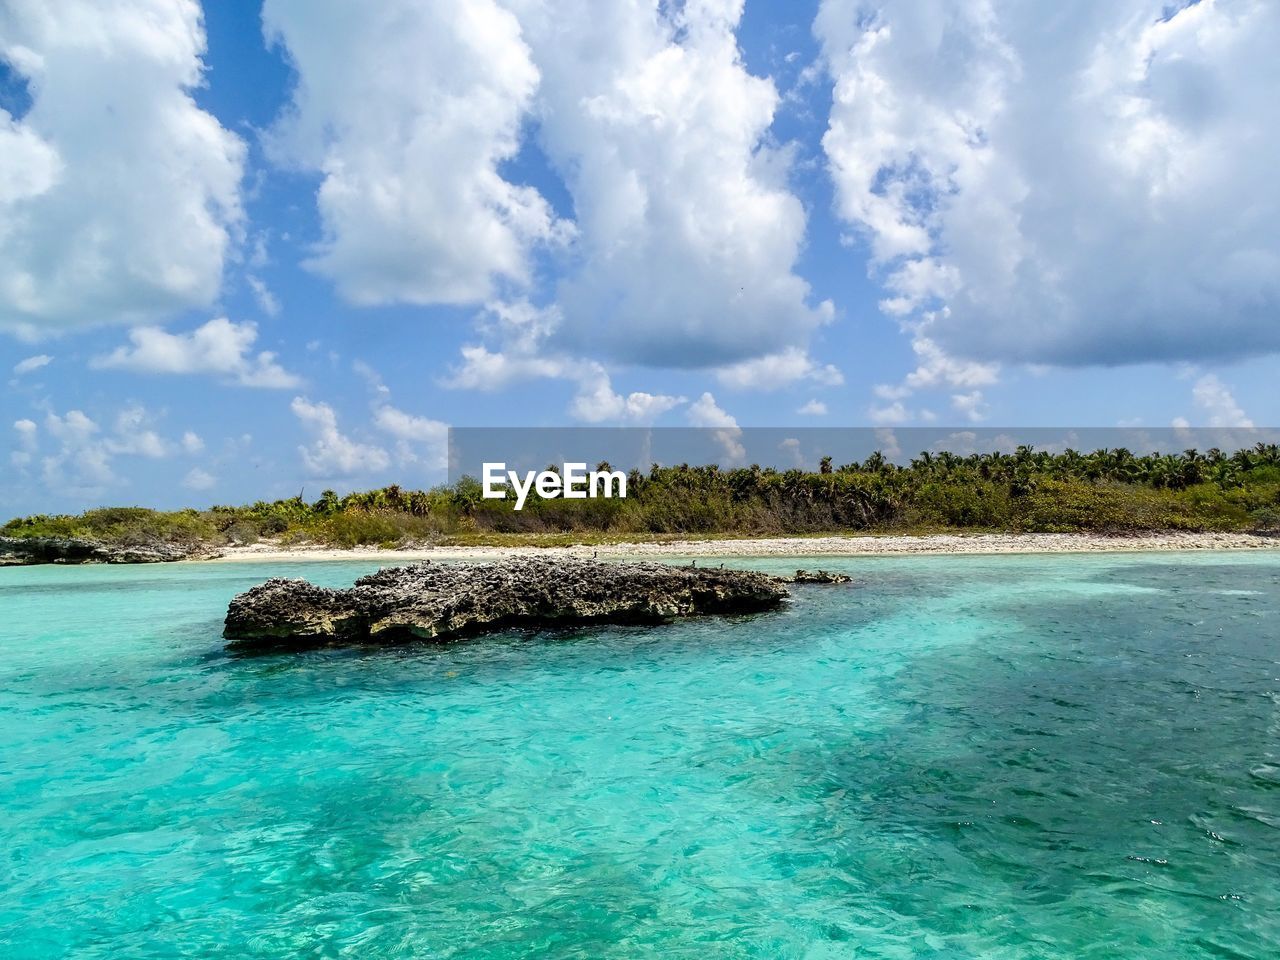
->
[5,445,1280,549]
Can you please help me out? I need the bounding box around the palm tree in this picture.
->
[313,489,340,515]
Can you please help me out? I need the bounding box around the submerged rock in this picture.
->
[224,558,790,651]
[0,536,218,566]
[790,569,854,584]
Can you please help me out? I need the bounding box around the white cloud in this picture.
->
[797,399,828,416]
[568,368,684,425]
[41,409,112,488]
[247,275,280,317]
[951,390,989,423]
[182,467,216,491]
[444,300,684,424]
[445,346,569,393]
[11,417,37,467]
[816,0,1280,366]
[1188,373,1254,428]
[12,354,51,375]
[108,404,168,459]
[715,347,843,391]
[902,332,999,391]
[345,360,450,472]
[262,0,567,307]
[686,391,745,463]
[0,0,245,333]
[181,431,204,454]
[868,401,911,425]
[869,326,1001,410]
[31,402,180,491]
[94,317,300,388]
[44,409,98,445]
[264,2,828,370]
[443,300,572,390]
[686,391,739,430]
[291,396,390,477]
[373,404,449,471]
[517,0,829,367]
[372,407,447,444]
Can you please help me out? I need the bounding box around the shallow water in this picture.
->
[2,552,1279,958]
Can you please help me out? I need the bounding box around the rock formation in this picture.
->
[0,536,219,566]
[224,558,790,651]
[789,569,854,584]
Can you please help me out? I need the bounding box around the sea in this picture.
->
[2,551,1278,958]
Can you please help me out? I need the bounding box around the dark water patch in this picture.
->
[772,559,1280,956]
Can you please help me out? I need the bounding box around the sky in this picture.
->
[1,0,1278,515]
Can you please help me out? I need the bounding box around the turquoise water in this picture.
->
[2,553,1279,959]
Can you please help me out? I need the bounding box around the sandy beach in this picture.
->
[208,531,1279,563]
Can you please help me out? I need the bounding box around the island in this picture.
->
[223,558,792,651]
[5,445,1279,566]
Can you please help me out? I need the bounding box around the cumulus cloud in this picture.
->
[262,0,567,306]
[94,318,300,388]
[901,333,999,392]
[11,417,37,467]
[866,399,938,425]
[0,0,245,333]
[291,396,389,477]
[108,403,169,459]
[40,409,111,487]
[816,0,1280,366]
[868,401,910,426]
[1185,373,1255,428]
[25,402,183,491]
[265,1,828,370]
[797,399,828,416]
[446,345,569,393]
[445,300,684,423]
[373,404,449,471]
[568,368,685,425]
[950,390,989,423]
[442,300,570,390]
[687,392,738,430]
[12,354,50,375]
[715,348,843,391]
[868,328,1000,412]
[519,0,830,367]
[686,391,745,463]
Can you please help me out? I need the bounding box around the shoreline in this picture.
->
[207,531,1280,563]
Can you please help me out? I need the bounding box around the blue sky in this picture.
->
[2,0,1277,515]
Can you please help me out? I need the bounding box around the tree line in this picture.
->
[5,444,1279,547]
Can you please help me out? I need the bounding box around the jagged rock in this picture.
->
[224,558,789,651]
[0,536,219,566]
[790,569,854,584]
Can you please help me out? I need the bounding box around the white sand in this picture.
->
[208,531,1278,563]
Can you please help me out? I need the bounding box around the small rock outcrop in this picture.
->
[0,536,217,566]
[790,569,854,584]
[224,558,789,651]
